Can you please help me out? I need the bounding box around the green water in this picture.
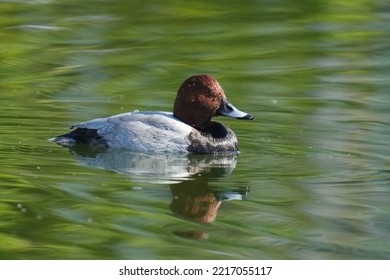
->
[1,0,389,259]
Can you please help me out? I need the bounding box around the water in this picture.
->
[1,0,389,259]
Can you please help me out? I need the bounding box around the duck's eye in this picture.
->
[204,88,213,95]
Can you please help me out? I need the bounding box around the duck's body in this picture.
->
[51,75,253,154]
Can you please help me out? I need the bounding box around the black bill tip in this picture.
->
[238,114,254,120]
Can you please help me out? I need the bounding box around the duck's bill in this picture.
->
[217,98,254,120]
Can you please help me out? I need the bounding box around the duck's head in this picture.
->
[173,74,253,130]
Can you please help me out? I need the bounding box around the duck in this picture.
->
[50,74,253,154]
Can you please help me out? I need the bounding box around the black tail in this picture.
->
[50,128,108,147]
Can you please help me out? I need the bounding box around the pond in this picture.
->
[0,0,389,259]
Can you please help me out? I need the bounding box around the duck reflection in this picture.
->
[67,145,249,237]
[170,174,249,239]
[169,166,249,223]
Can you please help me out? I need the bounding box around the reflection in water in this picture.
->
[66,145,249,238]
[170,171,249,223]
[170,178,249,239]
[68,144,238,184]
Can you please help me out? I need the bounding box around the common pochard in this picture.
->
[51,74,253,153]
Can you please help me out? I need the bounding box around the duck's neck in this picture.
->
[201,121,228,138]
